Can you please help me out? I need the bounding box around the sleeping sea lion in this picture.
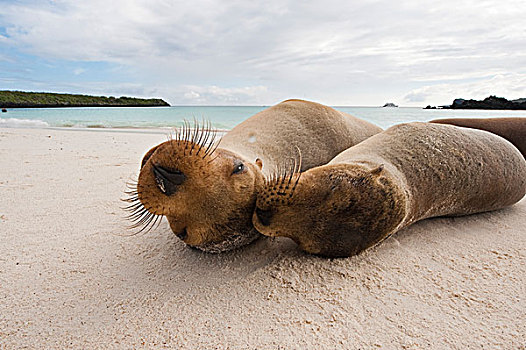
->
[125,99,382,252]
[430,117,526,157]
[253,122,526,258]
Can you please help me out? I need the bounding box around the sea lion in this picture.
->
[430,117,526,157]
[125,99,382,253]
[253,122,526,258]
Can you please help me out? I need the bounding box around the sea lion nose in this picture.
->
[176,227,188,240]
[152,164,185,196]
[255,207,273,227]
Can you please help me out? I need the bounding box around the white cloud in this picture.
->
[176,85,269,105]
[1,0,525,105]
[73,68,85,75]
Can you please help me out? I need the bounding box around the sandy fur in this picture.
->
[254,122,526,257]
[136,99,382,252]
[431,117,526,158]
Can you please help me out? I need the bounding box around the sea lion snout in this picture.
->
[254,206,273,227]
[175,227,188,240]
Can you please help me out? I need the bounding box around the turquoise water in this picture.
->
[2,106,526,130]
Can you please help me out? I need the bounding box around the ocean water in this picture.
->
[2,106,526,131]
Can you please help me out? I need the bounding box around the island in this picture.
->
[382,102,398,108]
[444,95,526,110]
[0,90,170,108]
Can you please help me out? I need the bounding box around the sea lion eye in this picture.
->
[232,162,245,175]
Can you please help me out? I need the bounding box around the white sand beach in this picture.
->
[1,127,525,349]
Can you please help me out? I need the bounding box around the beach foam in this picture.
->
[0,117,50,128]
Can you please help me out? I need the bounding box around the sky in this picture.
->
[0,0,525,106]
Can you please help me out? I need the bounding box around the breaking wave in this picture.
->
[0,117,50,128]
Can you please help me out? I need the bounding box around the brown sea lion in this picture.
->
[253,122,526,258]
[430,117,526,158]
[125,99,382,253]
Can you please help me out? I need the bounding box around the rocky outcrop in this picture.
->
[446,96,526,110]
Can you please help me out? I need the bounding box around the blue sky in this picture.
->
[1,0,525,106]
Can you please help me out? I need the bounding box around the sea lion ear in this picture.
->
[255,158,263,170]
[370,164,384,176]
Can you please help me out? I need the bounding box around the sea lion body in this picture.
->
[431,117,526,157]
[253,122,526,258]
[219,99,384,173]
[130,99,382,252]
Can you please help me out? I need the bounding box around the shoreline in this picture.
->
[3,106,526,132]
[0,122,231,134]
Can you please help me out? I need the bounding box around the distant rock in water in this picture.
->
[424,105,437,109]
[0,90,170,108]
[445,95,526,110]
[1,108,6,113]
[382,103,398,107]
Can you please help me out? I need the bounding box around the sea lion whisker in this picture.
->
[128,213,157,233]
[121,198,141,206]
[287,158,296,186]
[190,118,199,154]
[127,217,152,233]
[291,171,302,194]
[196,120,214,157]
[123,192,139,199]
[295,146,303,172]
[127,208,150,221]
[123,208,146,218]
[272,171,279,185]
[203,123,216,153]
[274,165,283,186]
[182,120,191,155]
[196,119,207,147]
[126,204,153,219]
[198,130,211,157]
[204,126,219,158]
[129,211,156,227]
[181,120,187,141]
[207,154,220,164]
[121,199,143,209]
[122,201,145,212]
[149,215,163,232]
[173,126,180,141]
[205,136,221,158]
[139,213,159,232]
[125,181,138,190]
[121,195,140,203]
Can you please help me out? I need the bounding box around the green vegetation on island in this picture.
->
[0,90,170,108]
[425,95,526,110]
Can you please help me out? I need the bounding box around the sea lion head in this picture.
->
[125,126,265,253]
[252,164,406,258]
